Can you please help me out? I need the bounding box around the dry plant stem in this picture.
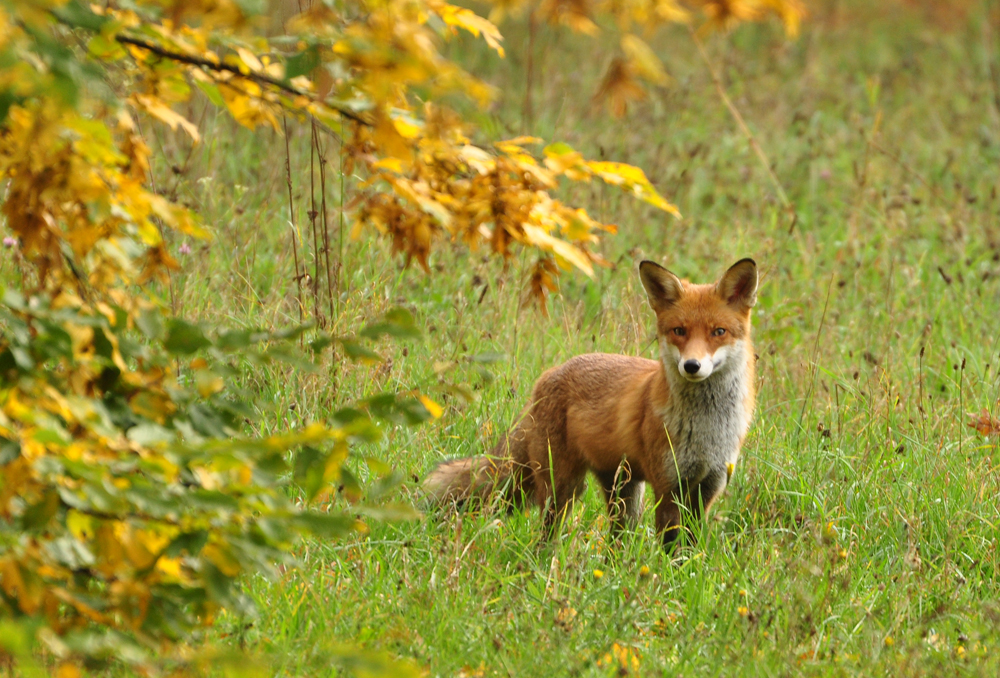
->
[337,140,345,325]
[988,0,1000,124]
[796,273,836,440]
[688,27,793,215]
[868,137,943,204]
[283,116,304,328]
[315,122,335,325]
[309,122,320,323]
[133,120,176,316]
[959,357,966,459]
[523,8,537,133]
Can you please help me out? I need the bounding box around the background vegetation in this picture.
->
[4,0,1000,675]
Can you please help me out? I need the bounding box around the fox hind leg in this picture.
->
[596,463,645,538]
[537,463,587,539]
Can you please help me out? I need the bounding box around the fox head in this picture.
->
[639,258,757,383]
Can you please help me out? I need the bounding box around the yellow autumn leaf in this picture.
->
[433,2,505,56]
[654,0,691,23]
[236,46,264,73]
[419,395,444,418]
[392,115,422,139]
[156,556,187,581]
[132,94,201,143]
[202,543,243,577]
[373,113,414,165]
[373,157,406,173]
[522,224,594,277]
[55,663,81,678]
[586,161,681,217]
[762,0,806,37]
[66,510,95,540]
[592,58,647,117]
[195,369,225,398]
[622,34,670,86]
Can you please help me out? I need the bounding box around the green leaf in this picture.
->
[22,491,60,531]
[196,80,226,107]
[52,1,110,31]
[272,324,311,341]
[309,334,334,353]
[330,646,422,678]
[470,352,506,363]
[355,503,421,521]
[126,423,175,446]
[88,33,126,61]
[263,345,318,372]
[136,307,164,340]
[231,0,267,16]
[10,346,33,370]
[359,307,420,340]
[364,394,433,426]
[294,446,327,500]
[0,438,19,464]
[291,511,358,538]
[165,531,209,558]
[188,490,240,513]
[216,328,268,351]
[285,45,320,80]
[164,319,211,355]
[544,141,575,156]
[339,338,382,364]
[2,289,26,311]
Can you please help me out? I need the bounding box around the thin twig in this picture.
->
[867,137,943,204]
[116,34,371,127]
[523,8,537,133]
[316,124,335,325]
[796,273,836,441]
[283,116,305,330]
[689,27,793,215]
[309,120,320,323]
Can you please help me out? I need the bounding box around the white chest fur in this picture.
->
[659,349,751,483]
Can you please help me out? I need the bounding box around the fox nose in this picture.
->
[683,360,701,375]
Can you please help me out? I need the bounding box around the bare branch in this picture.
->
[115,34,372,127]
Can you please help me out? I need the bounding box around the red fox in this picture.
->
[423,259,758,548]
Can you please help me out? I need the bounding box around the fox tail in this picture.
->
[422,456,511,504]
[423,431,532,507]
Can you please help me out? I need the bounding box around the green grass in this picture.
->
[88,4,1000,675]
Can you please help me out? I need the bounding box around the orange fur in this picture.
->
[423,259,758,548]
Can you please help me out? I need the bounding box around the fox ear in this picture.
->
[718,258,758,308]
[639,261,683,312]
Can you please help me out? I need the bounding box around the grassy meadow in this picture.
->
[62,2,1000,675]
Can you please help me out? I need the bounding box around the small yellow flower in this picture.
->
[884,636,894,647]
[739,588,747,597]
[738,606,749,617]
[638,565,650,577]
[838,547,848,559]
[593,569,604,579]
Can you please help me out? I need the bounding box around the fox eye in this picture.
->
[672,327,686,337]
[712,328,727,337]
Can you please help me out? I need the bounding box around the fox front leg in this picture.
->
[654,466,729,550]
[653,488,684,550]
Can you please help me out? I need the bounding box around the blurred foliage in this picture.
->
[0,286,429,672]
[485,0,806,116]
[0,291,429,665]
[0,0,800,672]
